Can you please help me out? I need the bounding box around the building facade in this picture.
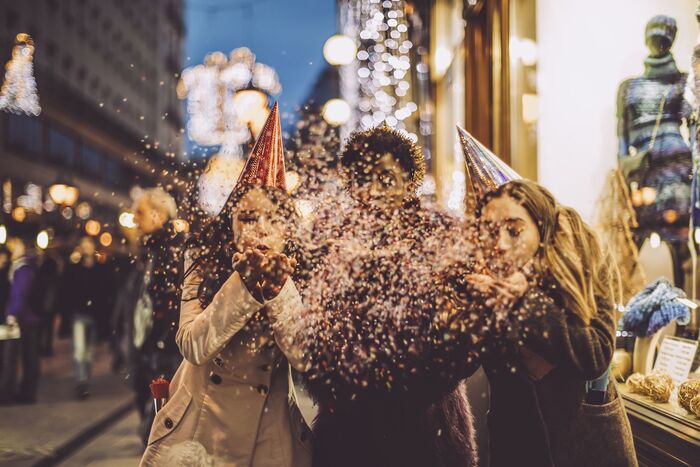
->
[0,0,185,241]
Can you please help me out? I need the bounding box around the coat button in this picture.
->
[164,418,174,429]
[210,373,222,384]
[259,364,271,372]
[256,384,269,395]
[214,357,224,367]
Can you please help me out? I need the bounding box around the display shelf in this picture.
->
[619,384,700,466]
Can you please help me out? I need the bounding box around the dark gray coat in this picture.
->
[484,287,638,467]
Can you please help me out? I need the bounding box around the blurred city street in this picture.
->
[0,337,135,466]
[0,0,699,466]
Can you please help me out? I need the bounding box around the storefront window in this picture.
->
[81,144,106,176]
[508,0,537,180]
[48,126,76,165]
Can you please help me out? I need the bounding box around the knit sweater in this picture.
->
[617,53,693,239]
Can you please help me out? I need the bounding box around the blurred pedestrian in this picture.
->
[0,245,11,388]
[66,237,105,399]
[36,252,61,357]
[0,237,40,404]
[129,187,184,444]
[0,245,10,314]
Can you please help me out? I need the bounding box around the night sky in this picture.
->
[184,0,337,151]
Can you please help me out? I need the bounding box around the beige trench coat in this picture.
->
[140,260,312,467]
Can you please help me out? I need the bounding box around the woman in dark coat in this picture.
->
[289,125,479,467]
[464,179,638,467]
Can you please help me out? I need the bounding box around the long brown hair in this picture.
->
[183,184,299,307]
[480,179,620,324]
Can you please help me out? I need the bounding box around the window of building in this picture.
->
[81,144,106,176]
[105,158,125,186]
[48,126,76,165]
[6,113,43,155]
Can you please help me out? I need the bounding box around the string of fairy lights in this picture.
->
[341,0,418,139]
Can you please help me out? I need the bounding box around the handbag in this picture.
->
[0,323,21,340]
[620,88,670,185]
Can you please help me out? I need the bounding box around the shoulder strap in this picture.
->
[649,87,671,152]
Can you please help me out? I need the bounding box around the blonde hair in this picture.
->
[483,180,620,324]
[137,187,177,220]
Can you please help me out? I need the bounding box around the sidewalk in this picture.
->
[0,338,134,467]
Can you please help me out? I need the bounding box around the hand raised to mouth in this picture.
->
[233,246,297,301]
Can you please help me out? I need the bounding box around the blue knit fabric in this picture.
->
[620,278,691,336]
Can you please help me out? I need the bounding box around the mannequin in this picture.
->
[617,15,693,286]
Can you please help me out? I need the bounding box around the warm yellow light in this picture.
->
[522,94,539,124]
[173,219,190,233]
[433,46,453,79]
[119,212,136,229]
[641,187,657,206]
[323,35,357,66]
[85,219,101,236]
[649,232,661,249]
[69,249,81,264]
[36,230,49,249]
[511,37,538,66]
[99,232,113,247]
[11,207,26,222]
[233,89,268,133]
[285,171,301,193]
[295,199,315,219]
[49,183,79,206]
[0,225,7,244]
[76,202,91,220]
[322,98,352,126]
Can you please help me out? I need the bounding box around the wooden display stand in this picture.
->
[619,384,700,466]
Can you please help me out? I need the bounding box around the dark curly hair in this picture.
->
[339,123,425,191]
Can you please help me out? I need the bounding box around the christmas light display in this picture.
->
[0,33,41,116]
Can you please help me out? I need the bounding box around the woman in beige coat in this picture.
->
[139,180,313,466]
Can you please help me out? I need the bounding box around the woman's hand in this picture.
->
[466,271,529,305]
[232,247,296,301]
[232,248,268,299]
[258,252,297,300]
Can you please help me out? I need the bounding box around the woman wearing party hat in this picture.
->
[454,127,637,466]
[140,103,311,467]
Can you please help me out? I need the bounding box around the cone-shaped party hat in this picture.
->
[457,125,520,209]
[235,101,286,191]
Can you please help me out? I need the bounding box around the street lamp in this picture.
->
[119,211,136,229]
[36,230,49,249]
[179,47,281,150]
[85,219,101,236]
[322,98,352,126]
[323,35,357,66]
[99,232,112,247]
[232,87,269,137]
[49,182,79,206]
